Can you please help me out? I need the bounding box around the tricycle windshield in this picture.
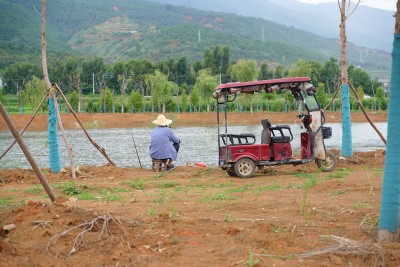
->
[301,91,320,111]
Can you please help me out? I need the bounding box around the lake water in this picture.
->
[0,123,387,169]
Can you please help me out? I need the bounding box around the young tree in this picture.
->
[258,62,274,80]
[130,90,143,112]
[338,0,360,157]
[22,76,47,113]
[180,90,188,112]
[145,70,174,112]
[378,0,400,242]
[288,59,312,77]
[192,69,219,112]
[190,89,199,112]
[41,0,63,174]
[68,91,79,111]
[375,86,387,110]
[100,87,113,112]
[228,60,257,82]
[315,82,328,109]
[320,57,340,94]
[228,60,257,112]
[114,62,129,113]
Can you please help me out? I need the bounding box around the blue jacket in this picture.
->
[149,126,180,160]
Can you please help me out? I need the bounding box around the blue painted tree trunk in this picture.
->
[379,34,400,233]
[48,97,62,173]
[341,84,352,157]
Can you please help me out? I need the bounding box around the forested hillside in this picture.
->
[0,0,391,78]
[147,0,394,52]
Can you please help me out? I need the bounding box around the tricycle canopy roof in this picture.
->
[213,77,313,99]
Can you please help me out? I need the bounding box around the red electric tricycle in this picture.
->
[213,77,337,178]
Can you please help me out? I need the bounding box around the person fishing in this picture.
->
[149,114,180,170]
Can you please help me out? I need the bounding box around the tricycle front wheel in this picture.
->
[316,151,337,172]
[234,158,255,178]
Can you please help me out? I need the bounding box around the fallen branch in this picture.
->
[256,235,383,260]
[46,214,128,259]
[32,220,53,229]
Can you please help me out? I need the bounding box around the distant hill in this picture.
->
[0,0,392,79]
[147,0,394,52]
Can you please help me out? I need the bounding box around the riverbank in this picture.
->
[0,111,388,131]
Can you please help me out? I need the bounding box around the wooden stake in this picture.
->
[349,83,386,144]
[53,83,116,166]
[0,100,56,202]
[0,90,50,160]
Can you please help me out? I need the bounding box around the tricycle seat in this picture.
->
[220,133,256,145]
[269,125,293,143]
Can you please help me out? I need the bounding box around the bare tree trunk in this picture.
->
[339,0,348,85]
[41,0,75,178]
[338,0,360,158]
[54,93,77,178]
[77,75,82,113]
[378,0,400,242]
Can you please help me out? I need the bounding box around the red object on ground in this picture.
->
[195,162,206,167]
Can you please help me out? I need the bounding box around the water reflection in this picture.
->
[0,123,387,169]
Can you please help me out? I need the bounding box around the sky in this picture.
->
[297,0,396,11]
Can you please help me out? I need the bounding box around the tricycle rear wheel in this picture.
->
[316,151,337,172]
[234,158,255,178]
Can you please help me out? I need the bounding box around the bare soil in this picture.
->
[1,112,397,267]
[0,111,389,131]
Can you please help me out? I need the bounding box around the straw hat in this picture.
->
[152,114,172,126]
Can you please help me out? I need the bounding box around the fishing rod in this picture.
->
[130,132,142,169]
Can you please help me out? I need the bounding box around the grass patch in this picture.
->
[63,184,82,195]
[224,214,235,222]
[76,191,96,200]
[158,181,180,188]
[360,213,379,227]
[328,189,349,196]
[26,185,43,194]
[245,251,259,267]
[273,226,288,233]
[0,197,14,208]
[5,188,19,192]
[227,184,254,193]
[152,189,172,204]
[326,168,352,180]
[214,182,234,188]
[200,192,239,203]
[353,199,373,209]
[147,207,158,216]
[101,189,122,201]
[122,179,145,190]
[253,182,283,194]
[301,174,317,217]
[112,187,130,193]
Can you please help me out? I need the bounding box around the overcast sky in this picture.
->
[297,0,396,11]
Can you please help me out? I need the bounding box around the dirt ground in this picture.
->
[0,111,389,131]
[1,111,397,267]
